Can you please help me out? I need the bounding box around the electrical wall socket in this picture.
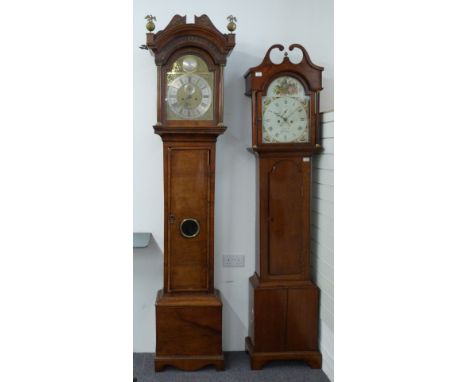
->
[223,254,245,267]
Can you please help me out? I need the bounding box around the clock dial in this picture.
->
[166,55,214,120]
[262,76,309,143]
[167,74,213,119]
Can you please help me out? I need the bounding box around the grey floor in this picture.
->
[134,352,330,382]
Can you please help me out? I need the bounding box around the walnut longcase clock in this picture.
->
[145,14,235,372]
[244,44,324,370]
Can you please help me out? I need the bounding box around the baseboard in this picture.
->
[319,319,334,381]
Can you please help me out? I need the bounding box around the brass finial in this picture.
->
[145,15,156,32]
[227,15,237,33]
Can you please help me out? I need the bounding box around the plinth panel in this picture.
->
[155,290,224,371]
[248,275,320,358]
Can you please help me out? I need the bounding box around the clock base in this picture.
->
[245,337,322,370]
[155,289,224,372]
[154,355,224,372]
[247,274,322,369]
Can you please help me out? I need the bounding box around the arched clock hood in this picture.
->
[146,15,235,66]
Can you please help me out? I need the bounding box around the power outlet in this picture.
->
[223,254,245,267]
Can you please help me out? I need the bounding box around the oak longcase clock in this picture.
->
[244,44,323,369]
[145,14,235,372]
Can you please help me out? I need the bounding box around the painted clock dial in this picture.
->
[262,76,309,143]
[165,55,214,120]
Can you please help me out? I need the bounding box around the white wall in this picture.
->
[133,0,334,353]
[311,112,334,381]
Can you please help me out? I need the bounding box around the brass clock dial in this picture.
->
[165,55,214,120]
[166,74,212,119]
[262,76,309,143]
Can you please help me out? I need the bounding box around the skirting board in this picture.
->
[319,319,334,381]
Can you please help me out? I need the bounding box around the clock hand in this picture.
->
[277,108,291,119]
[277,107,296,124]
[284,109,298,122]
[271,111,288,124]
[271,111,283,118]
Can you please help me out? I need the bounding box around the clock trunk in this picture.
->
[163,142,215,293]
[258,156,310,281]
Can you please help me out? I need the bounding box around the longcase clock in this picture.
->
[145,14,235,372]
[244,44,324,369]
